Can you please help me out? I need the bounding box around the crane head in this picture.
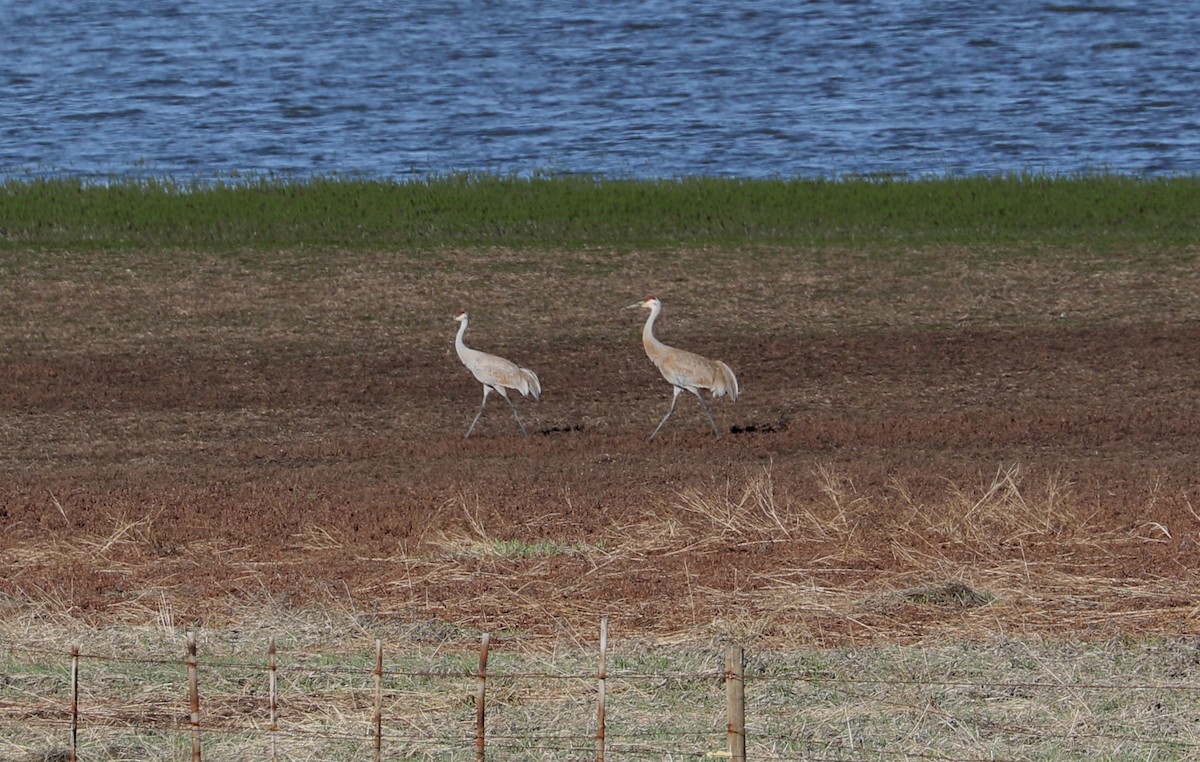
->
[625,295,659,310]
[454,310,468,322]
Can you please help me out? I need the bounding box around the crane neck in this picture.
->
[455,316,469,353]
[642,301,666,351]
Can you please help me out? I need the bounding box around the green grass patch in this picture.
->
[2,172,1198,253]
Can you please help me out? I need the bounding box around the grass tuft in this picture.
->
[890,580,998,609]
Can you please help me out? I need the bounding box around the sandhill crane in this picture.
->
[453,310,542,438]
[625,296,739,440]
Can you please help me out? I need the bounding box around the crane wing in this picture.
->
[461,347,540,398]
[654,346,738,399]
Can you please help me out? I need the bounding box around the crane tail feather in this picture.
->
[520,368,542,400]
[715,361,739,401]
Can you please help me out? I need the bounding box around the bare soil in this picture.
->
[1,247,1198,646]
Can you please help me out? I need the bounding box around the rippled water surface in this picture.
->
[2,1,1198,179]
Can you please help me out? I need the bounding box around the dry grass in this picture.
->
[4,610,1200,760]
[621,464,1199,646]
[3,464,1195,648]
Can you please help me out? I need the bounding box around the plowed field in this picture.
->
[2,247,1198,645]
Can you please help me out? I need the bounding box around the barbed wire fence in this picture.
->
[4,617,1200,761]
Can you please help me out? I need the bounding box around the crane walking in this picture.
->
[625,296,739,440]
[453,310,542,438]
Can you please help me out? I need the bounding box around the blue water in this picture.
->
[2,0,1198,180]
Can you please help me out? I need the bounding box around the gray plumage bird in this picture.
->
[454,310,542,438]
[626,296,739,440]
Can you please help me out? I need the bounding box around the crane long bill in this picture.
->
[624,302,644,309]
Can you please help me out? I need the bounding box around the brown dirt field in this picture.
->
[2,247,1198,646]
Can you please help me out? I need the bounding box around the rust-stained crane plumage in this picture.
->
[454,310,541,438]
[626,296,739,440]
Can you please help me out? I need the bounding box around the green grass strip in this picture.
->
[2,172,1198,251]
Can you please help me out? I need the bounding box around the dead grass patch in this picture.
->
[603,464,1199,644]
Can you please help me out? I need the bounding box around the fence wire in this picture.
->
[4,637,1200,761]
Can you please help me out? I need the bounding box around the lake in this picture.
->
[2,0,1197,180]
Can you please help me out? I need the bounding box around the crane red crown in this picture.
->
[455,310,466,317]
[644,295,656,301]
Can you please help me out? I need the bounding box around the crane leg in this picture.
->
[691,389,721,437]
[649,387,682,441]
[499,390,529,436]
[465,386,492,439]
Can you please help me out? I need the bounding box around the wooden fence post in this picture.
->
[475,633,490,762]
[374,639,384,762]
[268,636,278,762]
[596,617,607,762]
[726,645,745,762]
[188,631,201,762]
[69,646,79,762]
